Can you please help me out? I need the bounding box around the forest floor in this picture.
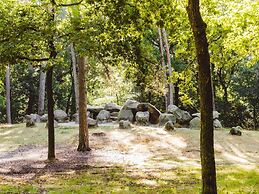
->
[0,123,258,193]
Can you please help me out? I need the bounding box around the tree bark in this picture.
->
[187,0,217,193]
[162,28,174,106]
[26,65,36,115]
[38,65,46,115]
[70,43,79,113]
[158,28,169,111]
[46,66,55,160]
[77,56,90,152]
[5,64,11,124]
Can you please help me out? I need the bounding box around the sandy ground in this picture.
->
[0,123,258,179]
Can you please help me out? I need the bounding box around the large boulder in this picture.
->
[164,121,174,131]
[230,126,242,136]
[54,110,68,122]
[26,118,36,127]
[119,120,131,129]
[190,117,201,129]
[118,109,134,122]
[25,114,41,123]
[159,113,176,126]
[213,119,222,128]
[123,99,140,110]
[104,103,121,112]
[168,105,191,124]
[168,105,182,119]
[88,118,98,128]
[97,110,111,122]
[110,112,119,121]
[118,99,140,122]
[40,114,48,122]
[180,110,192,124]
[136,111,149,125]
[137,103,161,124]
[87,105,104,119]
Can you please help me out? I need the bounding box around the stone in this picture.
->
[180,110,192,124]
[214,119,222,128]
[159,113,176,126]
[164,121,174,131]
[136,111,149,125]
[110,111,119,121]
[45,120,59,128]
[87,105,104,119]
[119,120,131,129]
[88,118,98,127]
[118,109,134,122]
[213,111,220,119]
[92,132,106,136]
[167,105,182,120]
[40,114,48,122]
[192,113,201,118]
[54,110,68,122]
[167,105,191,124]
[97,110,111,122]
[230,126,242,136]
[190,117,201,129]
[104,103,121,112]
[123,99,140,110]
[137,103,161,124]
[25,114,41,123]
[26,118,36,127]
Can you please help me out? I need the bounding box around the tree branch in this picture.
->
[18,56,50,62]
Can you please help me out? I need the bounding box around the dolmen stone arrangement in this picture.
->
[24,99,224,131]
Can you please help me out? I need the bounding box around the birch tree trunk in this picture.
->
[38,65,46,115]
[70,43,79,112]
[162,28,174,106]
[77,56,90,152]
[5,64,11,124]
[187,0,217,193]
[158,28,169,111]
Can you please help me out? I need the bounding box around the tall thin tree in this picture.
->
[5,64,11,124]
[70,43,79,112]
[38,65,46,115]
[186,0,217,193]
[158,28,169,111]
[162,28,174,105]
[77,56,90,152]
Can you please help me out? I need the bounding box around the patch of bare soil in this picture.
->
[0,124,258,179]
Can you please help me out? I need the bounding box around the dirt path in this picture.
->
[0,123,258,179]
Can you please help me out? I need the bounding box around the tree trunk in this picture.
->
[187,0,217,193]
[5,64,11,124]
[253,105,257,130]
[26,65,36,115]
[38,65,46,115]
[70,43,79,113]
[158,28,169,111]
[77,56,90,152]
[162,28,174,106]
[46,66,55,160]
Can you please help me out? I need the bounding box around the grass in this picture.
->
[0,166,258,193]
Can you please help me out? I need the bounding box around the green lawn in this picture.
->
[0,124,258,193]
[0,165,258,193]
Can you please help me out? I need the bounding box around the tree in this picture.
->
[70,43,79,112]
[38,65,46,115]
[5,64,11,124]
[77,56,90,152]
[162,28,174,106]
[186,0,217,193]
